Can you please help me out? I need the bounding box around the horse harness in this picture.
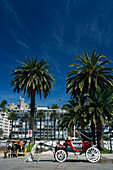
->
[38,142,54,152]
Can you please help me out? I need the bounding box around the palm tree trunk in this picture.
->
[15,120,16,139]
[62,128,64,139]
[54,119,56,139]
[58,127,60,139]
[51,119,52,140]
[70,125,71,136]
[80,120,85,130]
[91,120,96,145]
[47,111,49,140]
[96,117,104,150]
[30,90,35,143]
[10,120,13,139]
[40,118,42,139]
[25,121,27,140]
[44,118,45,140]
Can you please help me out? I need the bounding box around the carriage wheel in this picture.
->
[86,147,100,163]
[55,150,67,163]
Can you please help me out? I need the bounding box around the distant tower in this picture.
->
[19,96,25,109]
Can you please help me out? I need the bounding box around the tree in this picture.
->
[66,50,113,143]
[51,104,59,109]
[37,110,46,139]
[0,128,3,138]
[59,97,88,136]
[87,86,113,149]
[50,110,60,139]
[50,104,60,139]
[66,50,113,97]
[8,112,18,139]
[0,100,7,109]
[21,112,29,140]
[10,57,55,143]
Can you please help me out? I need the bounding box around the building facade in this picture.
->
[8,97,67,140]
[0,112,11,138]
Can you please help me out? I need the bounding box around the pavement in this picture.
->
[0,151,113,162]
[0,151,113,170]
[0,151,113,159]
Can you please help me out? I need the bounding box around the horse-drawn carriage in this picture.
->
[26,130,101,163]
[55,130,100,163]
[4,140,27,158]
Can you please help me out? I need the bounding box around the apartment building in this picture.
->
[0,112,10,138]
[8,97,67,139]
[11,106,67,139]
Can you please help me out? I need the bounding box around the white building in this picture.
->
[7,96,29,111]
[0,112,11,138]
[11,105,66,140]
[17,96,29,110]
[4,97,66,139]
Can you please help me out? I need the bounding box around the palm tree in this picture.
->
[66,50,113,143]
[21,112,29,140]
[8,112,18,139]
[0,128,3,138]
[59,97,88,135]
[50,104,60,139]
[87,86,113,149]
[51,104,59,109]
[37,110,46,139]
[60,105,67,138]
[66,50,113,97]
[10,57,55,143]
[50,110,60,139]
[0,99,7,110]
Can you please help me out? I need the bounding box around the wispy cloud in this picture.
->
[0,0,19,21]
[41,50,62,77]
[66,0,77,14]
[0,0,32,47]
[52,26,64,46]
[10,28,29,49]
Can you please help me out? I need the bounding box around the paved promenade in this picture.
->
[0,151,113,170]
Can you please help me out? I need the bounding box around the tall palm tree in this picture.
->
[66,50,113,143]
[66,50,113,97]
[10,57,55,143]
[87,86,113,149]
[8,112,18,139]
[21,112,29,140]
[37,110,46,139]
[50,104,60,139]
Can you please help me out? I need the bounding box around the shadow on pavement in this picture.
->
[33,159,88,163]
[32,158,113,164]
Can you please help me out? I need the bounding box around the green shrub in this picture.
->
[26,143,35,152]
[100,148,111,154]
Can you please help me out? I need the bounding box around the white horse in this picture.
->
[25,141,57,162]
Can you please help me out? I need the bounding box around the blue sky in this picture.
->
[0,0,113,108]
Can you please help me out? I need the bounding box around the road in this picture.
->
[0,152,113,170]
